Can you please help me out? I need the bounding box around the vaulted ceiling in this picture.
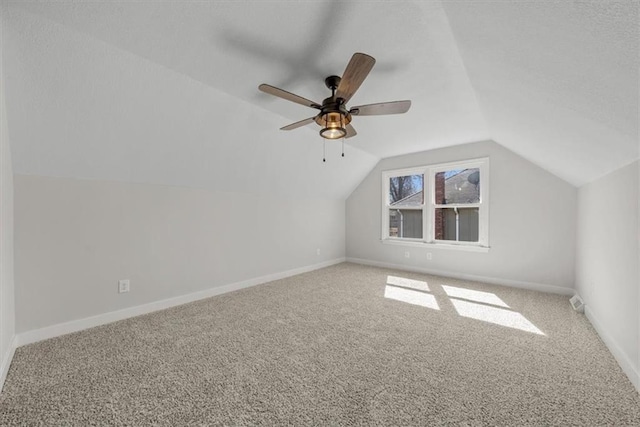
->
[1,1,637,198]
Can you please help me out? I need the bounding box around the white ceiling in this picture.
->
[1,1,638,196]
[443,1,639,185]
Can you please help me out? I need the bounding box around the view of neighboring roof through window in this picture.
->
[382,158,489,250]
[388,174,424,239]
[437,169,480,204]
[434,168,481,243]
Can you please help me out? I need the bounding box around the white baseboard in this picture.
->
[585,306,639,393]
[346,257,574,296]
[0,335,17,392]
[17,258,345,347]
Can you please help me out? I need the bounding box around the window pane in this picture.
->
[434,207,479,242]
[435,168,480,204]
[389,209,423,238]
[389,174,424,206]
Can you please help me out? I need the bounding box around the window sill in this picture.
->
[380,238,490,253]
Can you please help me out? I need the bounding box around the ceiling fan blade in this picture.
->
[280,116,317,131]
[345,123,357,139]
[335,53,375,103]
[350,100,411,116]
[259,84,321,109]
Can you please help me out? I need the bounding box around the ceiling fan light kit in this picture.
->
[316,75,351,140]
[319,120,346,139]
[259,52,411,159]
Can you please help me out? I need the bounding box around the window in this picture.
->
[387,172,424,239]
[381,158,489,250]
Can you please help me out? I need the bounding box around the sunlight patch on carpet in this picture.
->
[386,275,429,292]
[384,285,440,310]
[441,285,510,308]
[450,299,544,335]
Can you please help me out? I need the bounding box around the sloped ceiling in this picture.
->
[443,1,639,185]
[1,1,637,196]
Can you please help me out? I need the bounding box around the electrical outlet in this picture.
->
[426,252,432,261]
[118,279,130,294]
[316,248,321,256]
[404,251,410,258]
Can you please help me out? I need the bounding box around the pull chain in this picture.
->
[323,139,326,162]
[323,115,328,162]
[341,116,345,158]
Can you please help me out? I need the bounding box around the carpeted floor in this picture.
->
[1,263,639,425]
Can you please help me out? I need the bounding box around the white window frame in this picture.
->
[382,166,426,243]
[381,157,490,252]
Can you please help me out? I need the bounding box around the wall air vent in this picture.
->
[569,294,585,313]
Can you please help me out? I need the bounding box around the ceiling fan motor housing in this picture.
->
[314,98,352,128]
[316,75,351,130]
[315,76,351,139]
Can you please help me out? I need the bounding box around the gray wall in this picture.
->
[346,140,577,290]
[0,44,16,386]
[14,175,345,332]
[575,160,639,389]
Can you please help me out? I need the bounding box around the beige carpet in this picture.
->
[1,263,639,425]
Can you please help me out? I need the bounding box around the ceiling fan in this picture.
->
[258,53,411,141]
